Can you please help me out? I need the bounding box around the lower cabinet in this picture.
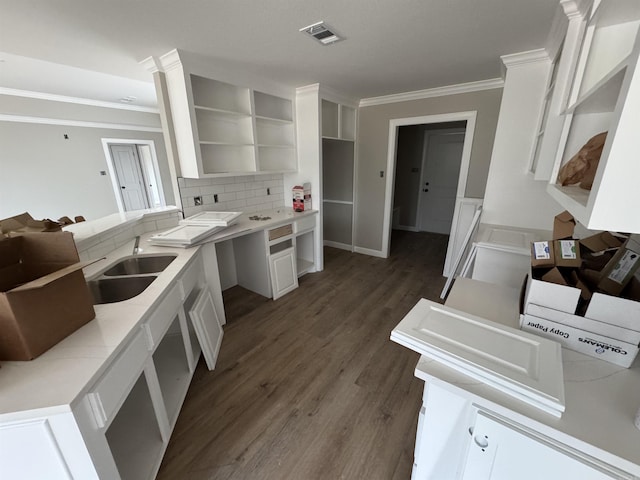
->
[413,381,633,480]
[462,411,621,480]
[0,250,222,480]
[268,245,298,300]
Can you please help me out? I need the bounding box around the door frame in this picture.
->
[101,138,166,213]
[382,111,477,257]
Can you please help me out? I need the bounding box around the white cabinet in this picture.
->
[322,99,357,251]
[268,245,298,300]
[548,0,640,232]
[156,50,296,177]
[462,411,619,480]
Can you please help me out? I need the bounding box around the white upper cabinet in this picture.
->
[547,0,640,232]
[156,50,296,177]
[322,99,356,141]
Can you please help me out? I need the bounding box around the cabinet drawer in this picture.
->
[87,330,148,428]
[178,256,204,300]
[144,283,182,350]
[296,215,315,233]
[268,224,293,241]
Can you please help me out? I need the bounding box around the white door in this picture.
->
[109,144,150,211]
[417,131,465,234]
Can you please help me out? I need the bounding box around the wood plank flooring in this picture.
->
[157,230,448,480]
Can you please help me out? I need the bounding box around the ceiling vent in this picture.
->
[300,21,342,45]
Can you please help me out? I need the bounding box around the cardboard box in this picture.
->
[531,241,555,267]
[524,273,640,329]
[292,183,312,212]
[553,211,576,240]
[0,212,61,235]
[597,235,640,296]
[520,313,638,368]
[0,232,95,360]
[554,239,581,267]
[525,303,640,346]
[580,231,623,253]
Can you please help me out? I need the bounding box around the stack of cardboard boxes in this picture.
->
[0,213,95,361]
[521,212,640,367]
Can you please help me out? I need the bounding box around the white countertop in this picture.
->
[422,277,640,475]
[184,207,317,246]
[63,206,180,249]
[0,206,317,421]
[0,232,200,420]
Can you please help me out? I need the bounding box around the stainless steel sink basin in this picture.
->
[102,255,176,276]
[88,276,157,304]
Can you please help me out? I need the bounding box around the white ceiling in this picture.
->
[0,0,559,108]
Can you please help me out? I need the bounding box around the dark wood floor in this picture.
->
[157,230,449,480]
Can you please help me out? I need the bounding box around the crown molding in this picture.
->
[0,87,159,113]
[501,49,550,68]
[296,83,320,96]
[359,78,504,107]
[140,55,161,74]
[0,114,163,132]
[158,49,183,73]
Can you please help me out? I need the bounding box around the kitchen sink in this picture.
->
[88,276,157,304]
[102,255,177,276]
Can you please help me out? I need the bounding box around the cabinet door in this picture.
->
[188,287,223,371]
[269,246,298,300]
[462,411,623,480]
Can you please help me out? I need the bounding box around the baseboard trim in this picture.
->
[353,246,387,258]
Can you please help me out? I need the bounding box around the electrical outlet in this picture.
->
[194,196,202,206]
[267,188,271,195]
[214,194,218,203]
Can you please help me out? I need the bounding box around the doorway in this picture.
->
[383,111,477,265]
[102,139,166,213]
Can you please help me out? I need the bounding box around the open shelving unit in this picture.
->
[548,0,640,232]
[321,99,357,250]
[158,51,297,177]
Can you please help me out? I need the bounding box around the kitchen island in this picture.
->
[395,278,640,479]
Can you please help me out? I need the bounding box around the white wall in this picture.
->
[0,94,173,221]
[355,88,503,252]
[481,51,563,231]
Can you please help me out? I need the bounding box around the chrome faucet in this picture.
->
[132,236,140,255]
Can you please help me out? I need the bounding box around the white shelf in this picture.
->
[159,55,297,178]
[105,373,164,480]
[296,258,314,277]
[549,0,640,232]
[190,75,251,115]
[153,329,191,427]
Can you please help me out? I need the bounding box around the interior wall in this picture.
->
[482,56,563,230]
[0,121,172,221]
[355,88,503,252]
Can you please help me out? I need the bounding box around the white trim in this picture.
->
[394,225,420,233]
[323,240,353,252]
[0,114,162,132]
[382,111,477,259]
[101,138,167,214]
[359,78,503,107]
[296,83,320,96]
[323,199,353,205]
[501,49,550,68]
[0,87,159,113]
[139,56,161,74]
[158,49,183,73]
[353,246,386,258]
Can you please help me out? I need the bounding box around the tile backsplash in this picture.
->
[178,174,285,218]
